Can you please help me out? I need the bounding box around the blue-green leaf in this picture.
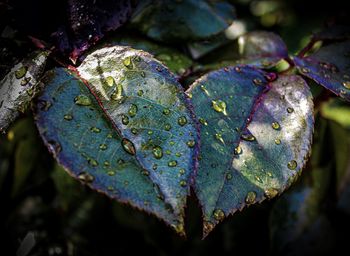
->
[131,0,235,42]
[294,41,350,101]
[187,67,313,236]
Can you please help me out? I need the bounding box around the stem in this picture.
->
[298,38,317,58]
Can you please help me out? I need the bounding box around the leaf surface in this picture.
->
[294,41,350,101]
[0,51,48,133]
[130,0,235,42]
[187,67,313,236]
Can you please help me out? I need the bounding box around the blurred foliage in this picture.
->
[1,0,350,255]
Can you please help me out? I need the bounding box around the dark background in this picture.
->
[1,0,350,255]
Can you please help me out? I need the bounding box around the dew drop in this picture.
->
[64,114,73,121]
[107,170,116,176]
[168,160,177,167]
[147,130,153,135]
[121,115,129,125]
[74,95,91,106]
[104,161,110,167]
[88,158,98,167]
[99,144,107,150]
[253,78,263,85]
[212,100,227,115]
[140,71,146,78]
[15,66,27,79]
[199,117,208,126]
[264,188,279,199]
[111,83,123,101]
[153,146,163,159]
[164,123,172,131]
[123,56,133,68]
[342,81,350,89]
[241,133,255,141]
[78,172,94,183]
[90,127,101,133]
[274,139,281,145]
[128,104,138,117]
[287,160,297,170]
[179,180,187,187]
[137,90,144,96]
[234,145,242,155]
[122,138,136,155]
[213,209,225,221]
[215,133,224,144]
[186,140,195,148]
[21,77,31,86]
[301,67,310,73]
[245,191,256,204]
[105,76,115,87]
[226,173,232,180]
[200,85,210,96]
[287,107,294,113]
[179,169,185,175]
[178,116,187,126]
[271,121,280,130]
[234,66,241,72]
[141,170,150,176]
[163,108,170,115]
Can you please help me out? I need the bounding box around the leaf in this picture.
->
[53,0,133,62]
[237,31,288,68]
[130,0,235,42]
[35,45,198,234]
[0,51,49,133]
[84,35,193,76]
[187,67,313,236]
[294,41,350,101]
[313,25,350,42]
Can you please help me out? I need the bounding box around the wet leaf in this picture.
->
[0,51,49,133]
[53,0,133,62]
[131,0,235,42]
[187,68,313,236]
[294,40,350,101]
[77,46,198,217]
[85,35,193,76]
[237,31,288,68]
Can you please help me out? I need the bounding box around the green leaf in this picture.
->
[321,98,350,128]
[0,51,49,133]
[131,0,235,42]
[187,67,313,236]
[294,41,350,101]
[36,46,198,234]
[237,31,288,68]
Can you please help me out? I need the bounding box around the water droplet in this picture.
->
[274,139,281,145]
[122,138,136,155]
[130,128,138,134]
[137,90,144,96]
[264,72,277,82]
[165,150,171,155]
[15,66,27,79]
[264,188,279,199]
[74,95,91,106]
[178,116,187,126]
[287,107,294,113]
[140,71,146,78]
[164,123,172,131]
[78,172,94,183]
[215,133,224,144]
[105,76,115,87]
[123,56,133,69]
[287,160,297,170]
[128,104,138,117]
[271,122,280,130]
[111,83,123,101]
[153,146,163,159]
[340,89,347,95]
[163,108,170,115]
[212,100,227,115]
[104,161,110,167]
[301,67,310,73]
[152,164,158,170]
[168,160,177,167]
[64,114,73,121]
[253,78,263,85]
[186,140,195,148]
[169,141,175,146]
[234,145,242,155]
[147,130,153,135]
[200,85,210,96]
[99,144,107,150]
[213,209,225,221]
[179,169,185,175]
[179,180,187,187]
[241,133,255,141]
[245,191,256,204]
[199,117,208,126]
[226,173,232,180]
[121,115,129,125]
[342,81,350,89]
[234,66,241,72]
[88,158,98,167]
[90,127,101,133]
[141,170,149,176]
[107,170,116,176]
[21,77,31,86]
[117,159,125,165]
